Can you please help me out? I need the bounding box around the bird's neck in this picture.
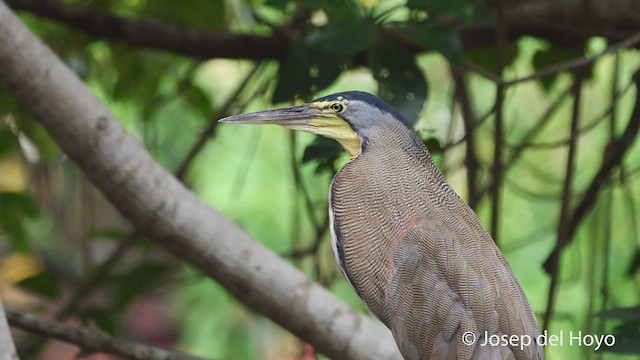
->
[329,121,446,324]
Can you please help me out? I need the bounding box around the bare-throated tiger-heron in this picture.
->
[220,91,543,360]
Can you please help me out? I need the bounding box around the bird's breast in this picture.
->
[328,133,446,325]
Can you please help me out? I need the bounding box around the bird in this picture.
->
[220,91,543,360]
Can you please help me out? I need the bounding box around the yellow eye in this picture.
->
[331,103,344,113]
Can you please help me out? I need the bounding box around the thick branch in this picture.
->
[0,3,400,359]
[6,309,205,360]
[5,0,287,60]
[0,297,18,359]
[6,0,640,63]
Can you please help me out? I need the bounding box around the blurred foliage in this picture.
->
[0,0,639,359]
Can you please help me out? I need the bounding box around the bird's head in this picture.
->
[219,91,409,159]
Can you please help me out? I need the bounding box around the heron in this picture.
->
[220,91,543,360]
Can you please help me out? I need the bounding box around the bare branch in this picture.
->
[0,3,400,359]
[468,31,640,87]
[0,297,18,360]
[490,0,508,244]
[504,32,640,87]
[542,69,640,324]
[5,0,287,60]
[543,67,586,331]
[565,70,640,239]
[175,63,261,180]
[54,231,139,321]
[451,68,481,208]
[7,309,206,360]
[6,0,640,65]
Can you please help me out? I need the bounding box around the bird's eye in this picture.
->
[331,103,344,113]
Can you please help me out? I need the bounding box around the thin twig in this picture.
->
[504,177,563,201]
[474,84,572,204]
[511,80,634,150]
[7,309,209,360]
[490,0,507,243]
[175,63,261,180]
[451,68,481,208]
[54,231,139,320]
[289,132,321,232]
[466,31,640,87]
[597,56,621,347]
[542,66,585,332]
[439,101,498,152]
[543,69,640,329]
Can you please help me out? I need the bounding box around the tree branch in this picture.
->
[0,3,400,359]
[451,68,481,209]
[543,69,640,274]
[6,308,206,360]
[490,0,508,244]
[543,67,586,332]
[6,0,640,63]
[468,31,640,87]
[5,0,287,60]
[0,297,18,359]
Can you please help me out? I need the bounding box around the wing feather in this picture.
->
[385,216,541,360]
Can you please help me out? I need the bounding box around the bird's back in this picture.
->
[329,119,543,360]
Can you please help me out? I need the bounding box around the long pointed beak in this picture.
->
[219,104,326,127]
[219,103,362,159]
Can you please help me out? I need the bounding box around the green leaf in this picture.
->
[113,262,173,310]
[407,0,469,16]
[422,138,444,154]
[305,19,377,56]
[627,249,640,276]
[273,16,377,102]
[81,308,118,336]
[0,192,38,251]
[407,0,492,23]
[265,0,290,11]
[532,45,585,89]
[600,320,640,354]
[302,137,343,164]
[273,43,348,102]
[13,114,61,162]
[185,84,214,122]
[464,43,518,73]
[595,306,640,354]
[303,0,362,20]
[368,40,428,125]
[16,271,61,299]
[596,306,640,320]
[141,0,226,28]
[404,23,463,67]
[0,127,19,157]
[87,228,127,242]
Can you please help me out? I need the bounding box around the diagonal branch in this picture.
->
[543,69,640,273]
[7,308,207,360]
[0,297,18,358]
[0,3,400,359]
[467,31,640,87]
[542,67,586,331]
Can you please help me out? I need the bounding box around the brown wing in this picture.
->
[385,213,542,360]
